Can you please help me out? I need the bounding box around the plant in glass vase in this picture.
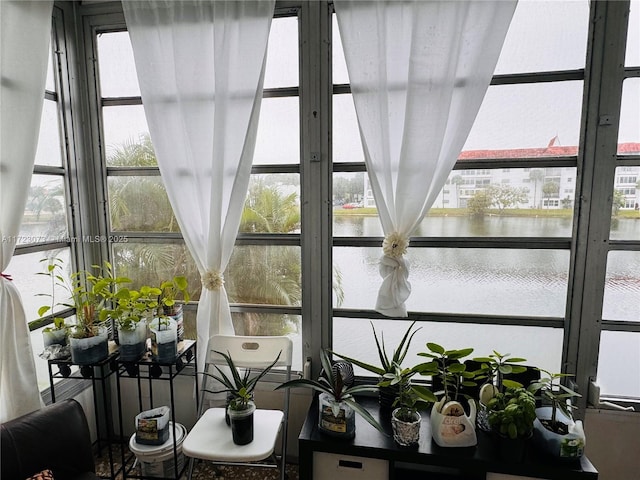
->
[380,361,435,446]
[202,349,281,445]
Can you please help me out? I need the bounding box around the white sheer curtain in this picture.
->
[122,0,275,372]
[0,0,53,422]
[335,0,517,317]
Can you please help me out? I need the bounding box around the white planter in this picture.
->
[430,398,477,447]
[532,406,585,459]
[70,324,109,365]
[118,319,148,361]
[43,327,67,348]
[149,317,177,363]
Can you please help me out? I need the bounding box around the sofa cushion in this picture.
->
[1,399,97,480]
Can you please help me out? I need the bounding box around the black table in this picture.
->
[299,395,598,480]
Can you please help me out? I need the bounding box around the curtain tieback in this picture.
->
[1,272,13,281]
[202,270,224,291]
[382,232,409,258]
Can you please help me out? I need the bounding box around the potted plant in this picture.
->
[37,257,69,350]
[473,351,528,431]
[106,285,161,361]
[202,349,282,445]
[330,321,421,410]
[158,276,190,342]
[149,315,178,363]
[528,369,585,459]
[416,343,479,447]
[486,386,537,461]
[380,361,435,446]
[276,349,384,439]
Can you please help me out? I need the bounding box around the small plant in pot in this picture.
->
[66,262,128,365]
[416,343,479,447]
[157,276,190,342]
[330,321,421,410]
[528,369,585,459]
[36,257,69,352]
[276,349,384,439]
[473,351,528,432]
[202,349,281,445]
[106,285,161,362]
[380,362,436,446]
[486,387,537,461]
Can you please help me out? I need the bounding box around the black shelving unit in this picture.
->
[115,340,198,480]
[48,344,121,479]
[299,395,599,480]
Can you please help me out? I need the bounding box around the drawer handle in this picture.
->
[338,460,363,470]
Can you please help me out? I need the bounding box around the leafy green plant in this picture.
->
[486,387,537,439]
[380,361,436,421]
[158,276,190,315]
[473,351,528,391]
[416,343,477,402]
[36,257,67,331]
[106,284,161,331]
[528,368,581,433]
[330,321,420,376]
[203,349,281,411]
[275,349,384,433]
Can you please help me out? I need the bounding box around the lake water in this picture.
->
[11,215,640,395]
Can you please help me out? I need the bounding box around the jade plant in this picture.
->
[473,351,528,391]
[416,343,478,403]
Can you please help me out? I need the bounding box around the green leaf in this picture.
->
[427,342,444,354]
[38,306,51,317]
[329,350,385,376]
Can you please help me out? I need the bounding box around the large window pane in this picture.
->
[333,94,363,163]
[602,251,640,322]
[35,100,62,167]
[254,97,300,165]
[112,242,201,301]
[334,247,569,316]
[264,16,298,89]
[20,175,68,244]
[226,246,301,307]
[232,312,303,370]
[333,169,576,237]
[611,166,640,223]
[597,331,640,398]
[332,318,563,377]
[464,82,583,152]
[332,16,349,85]
[239,174,300,233]
[103,105,149,162]
[8,248,72,323]
[108,176,177,232]
[97,31,140,97]
[494,0,588,75]
[618,78,640,150]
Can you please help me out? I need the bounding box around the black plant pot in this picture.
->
[495,432,532,462]
[228,403,255,445]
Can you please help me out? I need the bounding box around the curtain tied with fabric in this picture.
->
[335,0,518,317]
[123,0,275,373]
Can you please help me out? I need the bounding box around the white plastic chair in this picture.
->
[183,334,293,480]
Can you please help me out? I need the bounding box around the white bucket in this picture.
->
[129,422,186,478]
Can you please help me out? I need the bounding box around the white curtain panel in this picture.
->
[122,0,275,372]
[0,0,53,422]
[335,0,517,317]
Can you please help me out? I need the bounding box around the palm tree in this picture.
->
[529,169,545,208]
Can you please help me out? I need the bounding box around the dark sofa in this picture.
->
[1,399,99,480]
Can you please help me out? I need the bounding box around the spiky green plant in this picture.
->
[275,349,384,433]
